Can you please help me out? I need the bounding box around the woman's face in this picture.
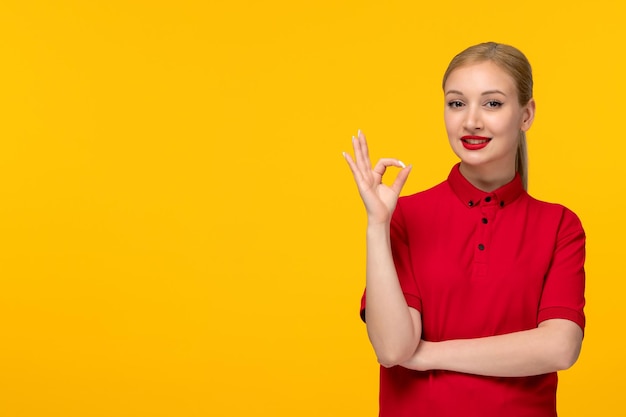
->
[443,60,534,175]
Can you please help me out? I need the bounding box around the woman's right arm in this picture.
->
[343,131,421,367]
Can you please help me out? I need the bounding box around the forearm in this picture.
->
[402,319,582,377]
[365,222,421,367]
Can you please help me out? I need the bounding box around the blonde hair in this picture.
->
[442,42,533,190]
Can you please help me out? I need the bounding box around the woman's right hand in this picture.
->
[343,130,411,225]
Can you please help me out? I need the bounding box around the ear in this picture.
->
[521,98,536,131]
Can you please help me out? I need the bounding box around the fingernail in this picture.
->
[398,160,406,168]
[352,136,355,143]
[357,129,361,137]
[342,151,346,158]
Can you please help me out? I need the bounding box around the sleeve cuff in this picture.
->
[538,306,585,332]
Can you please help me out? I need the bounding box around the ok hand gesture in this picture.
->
[343,131,411,225]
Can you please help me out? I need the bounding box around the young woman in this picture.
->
[343,42,585,417]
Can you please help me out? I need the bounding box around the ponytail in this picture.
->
[516,131,528,190]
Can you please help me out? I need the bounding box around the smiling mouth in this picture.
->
[461,135,491,144]
[461,135,491,150]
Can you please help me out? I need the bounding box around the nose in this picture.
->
[463,106,483,131]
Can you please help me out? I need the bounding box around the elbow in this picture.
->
[557,343,582,371]
[376,354,405,369]
[552,338,582,371]
[539,319,583,372]
[375,345,416,368]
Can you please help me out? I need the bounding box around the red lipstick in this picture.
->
[461,135,491,150]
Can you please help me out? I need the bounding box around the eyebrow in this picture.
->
[445,89,507,96]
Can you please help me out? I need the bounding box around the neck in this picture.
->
[459,162,516,192]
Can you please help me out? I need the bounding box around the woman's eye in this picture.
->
[486,100,502,108]
[447,100,463,108]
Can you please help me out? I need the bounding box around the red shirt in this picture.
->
[360,164,586,417]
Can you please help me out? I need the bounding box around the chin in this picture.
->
[454,150,488,166]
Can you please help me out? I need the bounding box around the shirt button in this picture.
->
[500,201,505,207]
[468,200,474,207]
[478,243,485,250]
[481,218,488,224]
[485,196,492,202]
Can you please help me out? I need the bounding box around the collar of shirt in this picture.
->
[447,163,525,209]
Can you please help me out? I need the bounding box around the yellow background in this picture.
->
[0,1,624,415]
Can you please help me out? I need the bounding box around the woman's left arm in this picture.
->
[401,318,583,377]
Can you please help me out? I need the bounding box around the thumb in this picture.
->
[389,164,412,196]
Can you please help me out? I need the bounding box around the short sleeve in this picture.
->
[360,199,423,322]
[537,208,586,331]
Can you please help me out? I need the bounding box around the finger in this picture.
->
[353,134,371,176]
[342,151,363,182]
[372,158,407,184]
[357,130,373,171]
[345,150,376,188]
[389,165,412,195]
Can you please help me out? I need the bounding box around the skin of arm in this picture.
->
[400,318,583,377]
[344,132,422,368]
[365,222,422,367]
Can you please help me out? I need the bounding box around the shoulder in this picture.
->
[392,180,452,230]
[397,180,451,208]
[524,194,585,236]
